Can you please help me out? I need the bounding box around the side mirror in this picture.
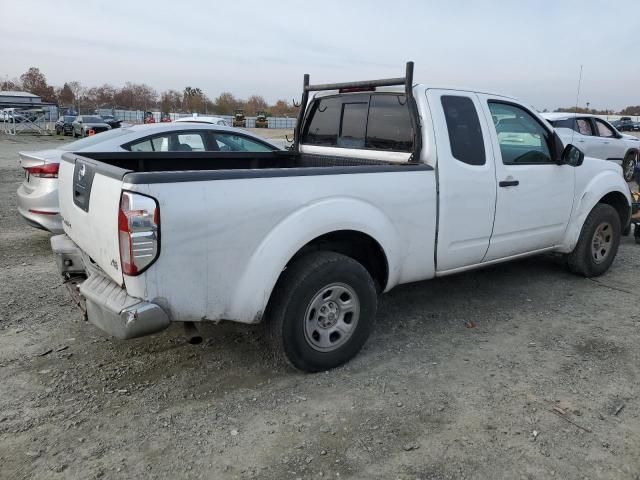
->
[561,144,584,167]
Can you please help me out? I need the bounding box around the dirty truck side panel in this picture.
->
[127,169,437,323]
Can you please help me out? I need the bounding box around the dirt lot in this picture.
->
[1,133,639,480]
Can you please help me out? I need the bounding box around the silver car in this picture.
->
[16,123,281,233]
[71,115,111,138]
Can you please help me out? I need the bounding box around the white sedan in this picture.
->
[542,112,640,181]
[173,115,230,126]
[16,123,281,233]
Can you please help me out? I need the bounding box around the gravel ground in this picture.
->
[1,133,639,480]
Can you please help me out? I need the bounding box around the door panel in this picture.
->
[427,90,497,271]
[480,96,575,260]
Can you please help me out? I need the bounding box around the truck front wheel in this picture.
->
[267,251,377,372]
[567,204,621,277]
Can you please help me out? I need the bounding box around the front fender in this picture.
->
[561,169,631,252]
[227,197,400,323]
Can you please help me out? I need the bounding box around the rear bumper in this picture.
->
[51,234,170,339]
[17,182,63,233]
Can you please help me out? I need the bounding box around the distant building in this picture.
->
[0,91,56,109]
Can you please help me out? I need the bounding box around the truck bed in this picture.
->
[64,151,428,185]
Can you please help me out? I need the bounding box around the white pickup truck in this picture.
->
[51,63,631,372]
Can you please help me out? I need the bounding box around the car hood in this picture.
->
[621,133,639,142]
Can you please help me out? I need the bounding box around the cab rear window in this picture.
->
[302,93,413,152]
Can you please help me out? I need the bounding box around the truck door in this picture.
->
[426,89,497,272]
[479,96,575,261]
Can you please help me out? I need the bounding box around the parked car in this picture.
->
[611,117,640,132]
[160,113,171,123]
[542,113,640,181]
[54,115,76,136]
[17,124,280,233]
[174,115,230,127]
[101,115,122,129]
[71,115,111,138]
[50,62,631,372]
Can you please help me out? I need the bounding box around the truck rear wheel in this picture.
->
[266,251,377,372]
[567,204,621,277]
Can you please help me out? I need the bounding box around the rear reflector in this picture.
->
[24,163,59,178]
[118,191,160,276]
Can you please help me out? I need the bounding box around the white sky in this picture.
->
[1,0,638,110]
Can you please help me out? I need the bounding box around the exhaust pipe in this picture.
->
[183,322,202,345]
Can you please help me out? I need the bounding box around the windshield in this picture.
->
[64,116,76,122]
[60,128,132,151]
[83,116,104,123]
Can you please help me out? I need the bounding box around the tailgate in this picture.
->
[59,154,127,286]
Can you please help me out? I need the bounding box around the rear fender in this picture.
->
[227,197,399,323]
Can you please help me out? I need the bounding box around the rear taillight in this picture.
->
[25,163,59,178]
[118,191,160,276]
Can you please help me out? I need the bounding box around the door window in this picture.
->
[594,119,616,138]
[212,133,273,152]
[441,95,486,165]
[489,102,552,165]
[576,118,594,135]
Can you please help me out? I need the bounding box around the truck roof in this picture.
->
[312,84,517,101]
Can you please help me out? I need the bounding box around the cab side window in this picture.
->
[441,95,486,165]
[489,102,552,165]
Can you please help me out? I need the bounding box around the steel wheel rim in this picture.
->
[303,282,360,352]
[591,222,613,264]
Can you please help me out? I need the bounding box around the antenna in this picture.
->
[571,65,583,146]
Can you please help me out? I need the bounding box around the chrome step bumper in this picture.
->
[51,234,170,339]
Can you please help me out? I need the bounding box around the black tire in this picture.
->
[266,251,377,372]
[622,151,638,182]
[567,204,621,277]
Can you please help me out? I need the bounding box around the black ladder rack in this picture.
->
[292,61,421,162]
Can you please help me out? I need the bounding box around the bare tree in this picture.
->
[160,90,183,113]
[20,67,56,102]
[57,83,75,107]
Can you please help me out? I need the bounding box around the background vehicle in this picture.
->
[71,115,111,138]
[54,115,76,135]
[160,113,171,122]
[52,63,631,372]
[611,117,640,132]
[17,124,280,233]
[174,115,230,126]
[255,111,268,128]
[143,111,155,124]
[101,114,122,129]
[232,109,246,127]
[543,112,640,181]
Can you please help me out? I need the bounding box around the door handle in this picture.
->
[499,179,519,187]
